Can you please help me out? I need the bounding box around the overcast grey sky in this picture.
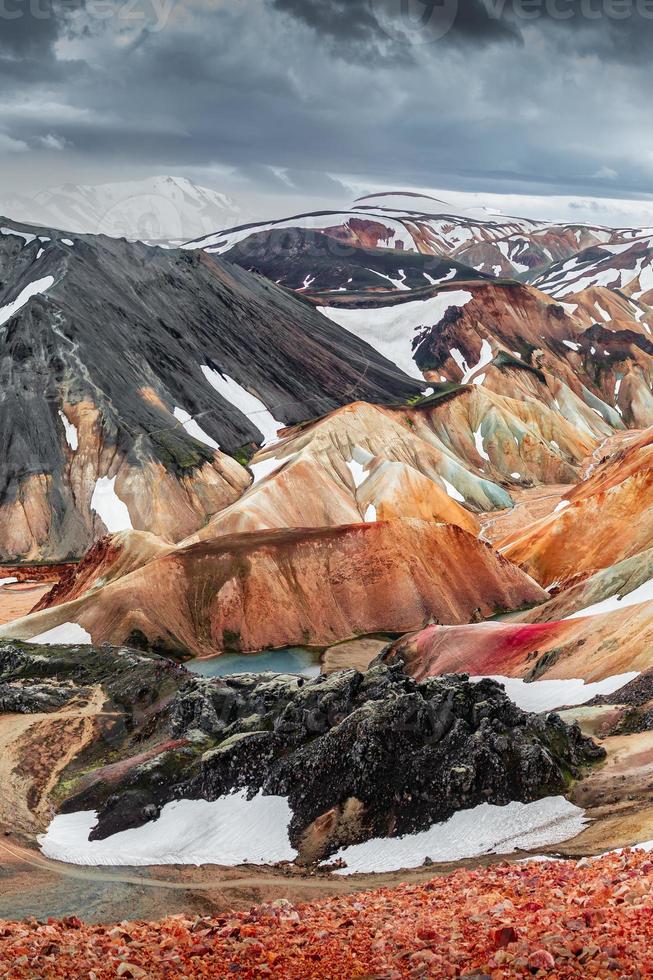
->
[2,0,653,224]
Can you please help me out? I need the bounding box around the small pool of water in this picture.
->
[187,647,322,678]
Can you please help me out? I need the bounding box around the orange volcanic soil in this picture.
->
[3,851,653,977]
[8,520,546,657]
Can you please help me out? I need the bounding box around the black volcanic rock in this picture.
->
[3,642,604,863]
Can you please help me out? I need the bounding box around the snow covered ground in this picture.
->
[471,674,639,713]
[58,410,79,451]
[40,792,297,867]
[318,291,473,380]
[30,623,92,646]
[566,578,653,620]
[40,791,587,873]
[173,407,220,451]
[0,276,54,327]
[201,366,284,445]
[90,477,133,533]
[332,798,587,875]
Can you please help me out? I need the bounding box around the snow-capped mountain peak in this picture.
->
[0,176,243,241]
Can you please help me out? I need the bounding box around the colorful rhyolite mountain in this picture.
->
[5,190,653,882]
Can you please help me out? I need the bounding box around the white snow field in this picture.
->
[0,276,55,327]
[318,291,473,380]
[332,797,587,875]
[173,407,220,451]
[40,791,297,866]
[566,577,653,620]
[470,673,639,713]
[40,791,586,875]
[58,410,79,450]
[201,366,284,445]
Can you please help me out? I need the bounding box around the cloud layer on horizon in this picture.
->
[1,0,653,224]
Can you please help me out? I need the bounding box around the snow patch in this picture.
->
[1,227,35,246]
[423,268,456,286]
[346,457,368,490]
[40,791,296,867]
[333,797,587,875]
[201,366,283,446]
[474,427,490,462]
[249,456,285,485]
[30,623,92,646]
[298,274,315,291]
[318,291,473,381]
[364,504,377,522]
[471,674,639,712]
[595,301,611,322]
[567,577,653,620]
[442,478,465,503]
[173,407,220,451]
[367,268,410,291]
[58,410,78,451]
[0,276,55,327]
[91,477,133,533]
[461,339,493,384]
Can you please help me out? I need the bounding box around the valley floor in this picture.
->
[1,696,653,929]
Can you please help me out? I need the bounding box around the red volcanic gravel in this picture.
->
[2,850,653,977]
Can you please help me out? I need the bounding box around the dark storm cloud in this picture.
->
[1,0,653,221]
[268,0,653,61]
[268,0,520,54]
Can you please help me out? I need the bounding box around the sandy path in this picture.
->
[0,689,116,835]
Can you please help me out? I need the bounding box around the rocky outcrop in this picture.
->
[4,520,548,658]
[0,678,84,713]
[1,642,601,863]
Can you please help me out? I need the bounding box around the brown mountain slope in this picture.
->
[181,390,599,547]
[500,427,653,588]
[1,520,547,659]
[385,600,653,684]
